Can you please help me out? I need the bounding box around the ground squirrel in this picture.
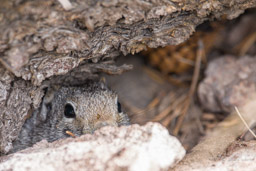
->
[11,80,129,153]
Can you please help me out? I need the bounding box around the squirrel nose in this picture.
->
[82,119,117,134]
[94,120,118,130]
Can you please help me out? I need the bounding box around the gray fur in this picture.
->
[11,81,129,153]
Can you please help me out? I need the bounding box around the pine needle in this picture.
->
[65,130,76,138]
[234,106,256,139]
[58,0,73,10]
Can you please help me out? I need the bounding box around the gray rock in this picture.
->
[198,55,256,113]
[0,122,185,171]
[178,141,256,171]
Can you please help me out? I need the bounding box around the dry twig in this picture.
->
[233,32,256,56]
[173,40,204,135]
[152,93,186,122]
[235,106,256,139]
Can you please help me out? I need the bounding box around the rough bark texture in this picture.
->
[1,0,255,84]
[0,0,256,154]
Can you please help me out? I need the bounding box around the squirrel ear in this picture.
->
[99,77,108,89]
[38,85,59,122]
[43,85,59,104]
[100,77,106,83]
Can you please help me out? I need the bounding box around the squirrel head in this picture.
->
[41,81,129,137]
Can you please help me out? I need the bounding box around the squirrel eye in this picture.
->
[117,101,122,113]
[64,103,76,118]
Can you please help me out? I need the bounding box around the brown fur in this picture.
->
[11,81,129,153]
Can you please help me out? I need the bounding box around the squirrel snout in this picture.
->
[93,120,118,131]
[82,116,118,134]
